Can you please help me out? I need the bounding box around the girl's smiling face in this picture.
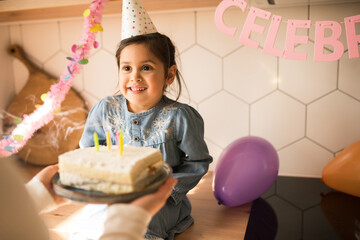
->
[119,43,176,113]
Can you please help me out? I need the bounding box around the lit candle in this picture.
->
[119,130,123,156]
[93,132,99,152]
[106,132,111,150]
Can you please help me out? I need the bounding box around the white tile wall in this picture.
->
[278,138,333,177]
[181,45,222,103]
[59,19,85,55]
[224,46,277,103]
[279,43,338,104]
[199,91,249,148]
[307,91,360,152]
[197,8,245,57]
[22,22,60,63]
[1,2,360,177]
[102,16,122,54]
[152,12,196,53]
[251,91,306,150]
[339,56,360,101]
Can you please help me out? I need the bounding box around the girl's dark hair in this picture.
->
[116,32,185,102]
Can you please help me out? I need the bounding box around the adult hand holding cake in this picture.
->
[131,177,178,217]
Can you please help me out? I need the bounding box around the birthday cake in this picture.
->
[58,145,164,194]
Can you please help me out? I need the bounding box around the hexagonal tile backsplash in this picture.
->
[2,3,360,177]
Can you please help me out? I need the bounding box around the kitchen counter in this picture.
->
[14,156,359,240]
[14,157,251,240]
[40,171,251,240]
[245,176,360,240]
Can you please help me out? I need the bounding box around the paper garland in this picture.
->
[0,0,107,157]
[214,0,360,61]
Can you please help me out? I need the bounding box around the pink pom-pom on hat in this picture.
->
[121,0,157,40]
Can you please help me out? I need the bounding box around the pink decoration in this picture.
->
[0,0,108,157]
[213,0,359,61]
[214,0,247,36]
[263,15,284,57]
[284,20,311,60]
[345,14,360,59]
[238,7,271,49]
[314,21,344,62]
[71,44,77,53]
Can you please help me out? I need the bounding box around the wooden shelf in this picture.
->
[0,0,220,23]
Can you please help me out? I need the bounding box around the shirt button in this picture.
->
[133,119,139,125]
[134,137,140,142]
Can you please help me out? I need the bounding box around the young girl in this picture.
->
[79,32,212,240]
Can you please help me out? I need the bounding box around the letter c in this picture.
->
[214,0,248,36]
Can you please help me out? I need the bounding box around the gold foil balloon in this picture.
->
[322,140,360,197]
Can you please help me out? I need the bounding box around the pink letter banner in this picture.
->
[214,0,360,61]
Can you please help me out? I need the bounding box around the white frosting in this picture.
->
[59,145,161,173]
[58,145,164,194]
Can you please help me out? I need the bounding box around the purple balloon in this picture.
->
[213,136,279,207]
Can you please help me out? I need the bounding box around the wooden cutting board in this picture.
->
[3,45,88,165]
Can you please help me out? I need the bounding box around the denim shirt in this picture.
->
[79,95,212,239]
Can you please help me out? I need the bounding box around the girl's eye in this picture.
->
[122,66,131,71]
[142,65,152,71]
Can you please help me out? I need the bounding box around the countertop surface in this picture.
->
[13,157,360,240]
[40,170,252,240]
[245,176,360,240]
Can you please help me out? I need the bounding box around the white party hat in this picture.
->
[121,0,157,40]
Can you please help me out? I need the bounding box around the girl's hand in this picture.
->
[130,178,177,216]
[35,164,67,205]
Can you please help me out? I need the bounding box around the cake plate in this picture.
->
[53,163,172,204]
